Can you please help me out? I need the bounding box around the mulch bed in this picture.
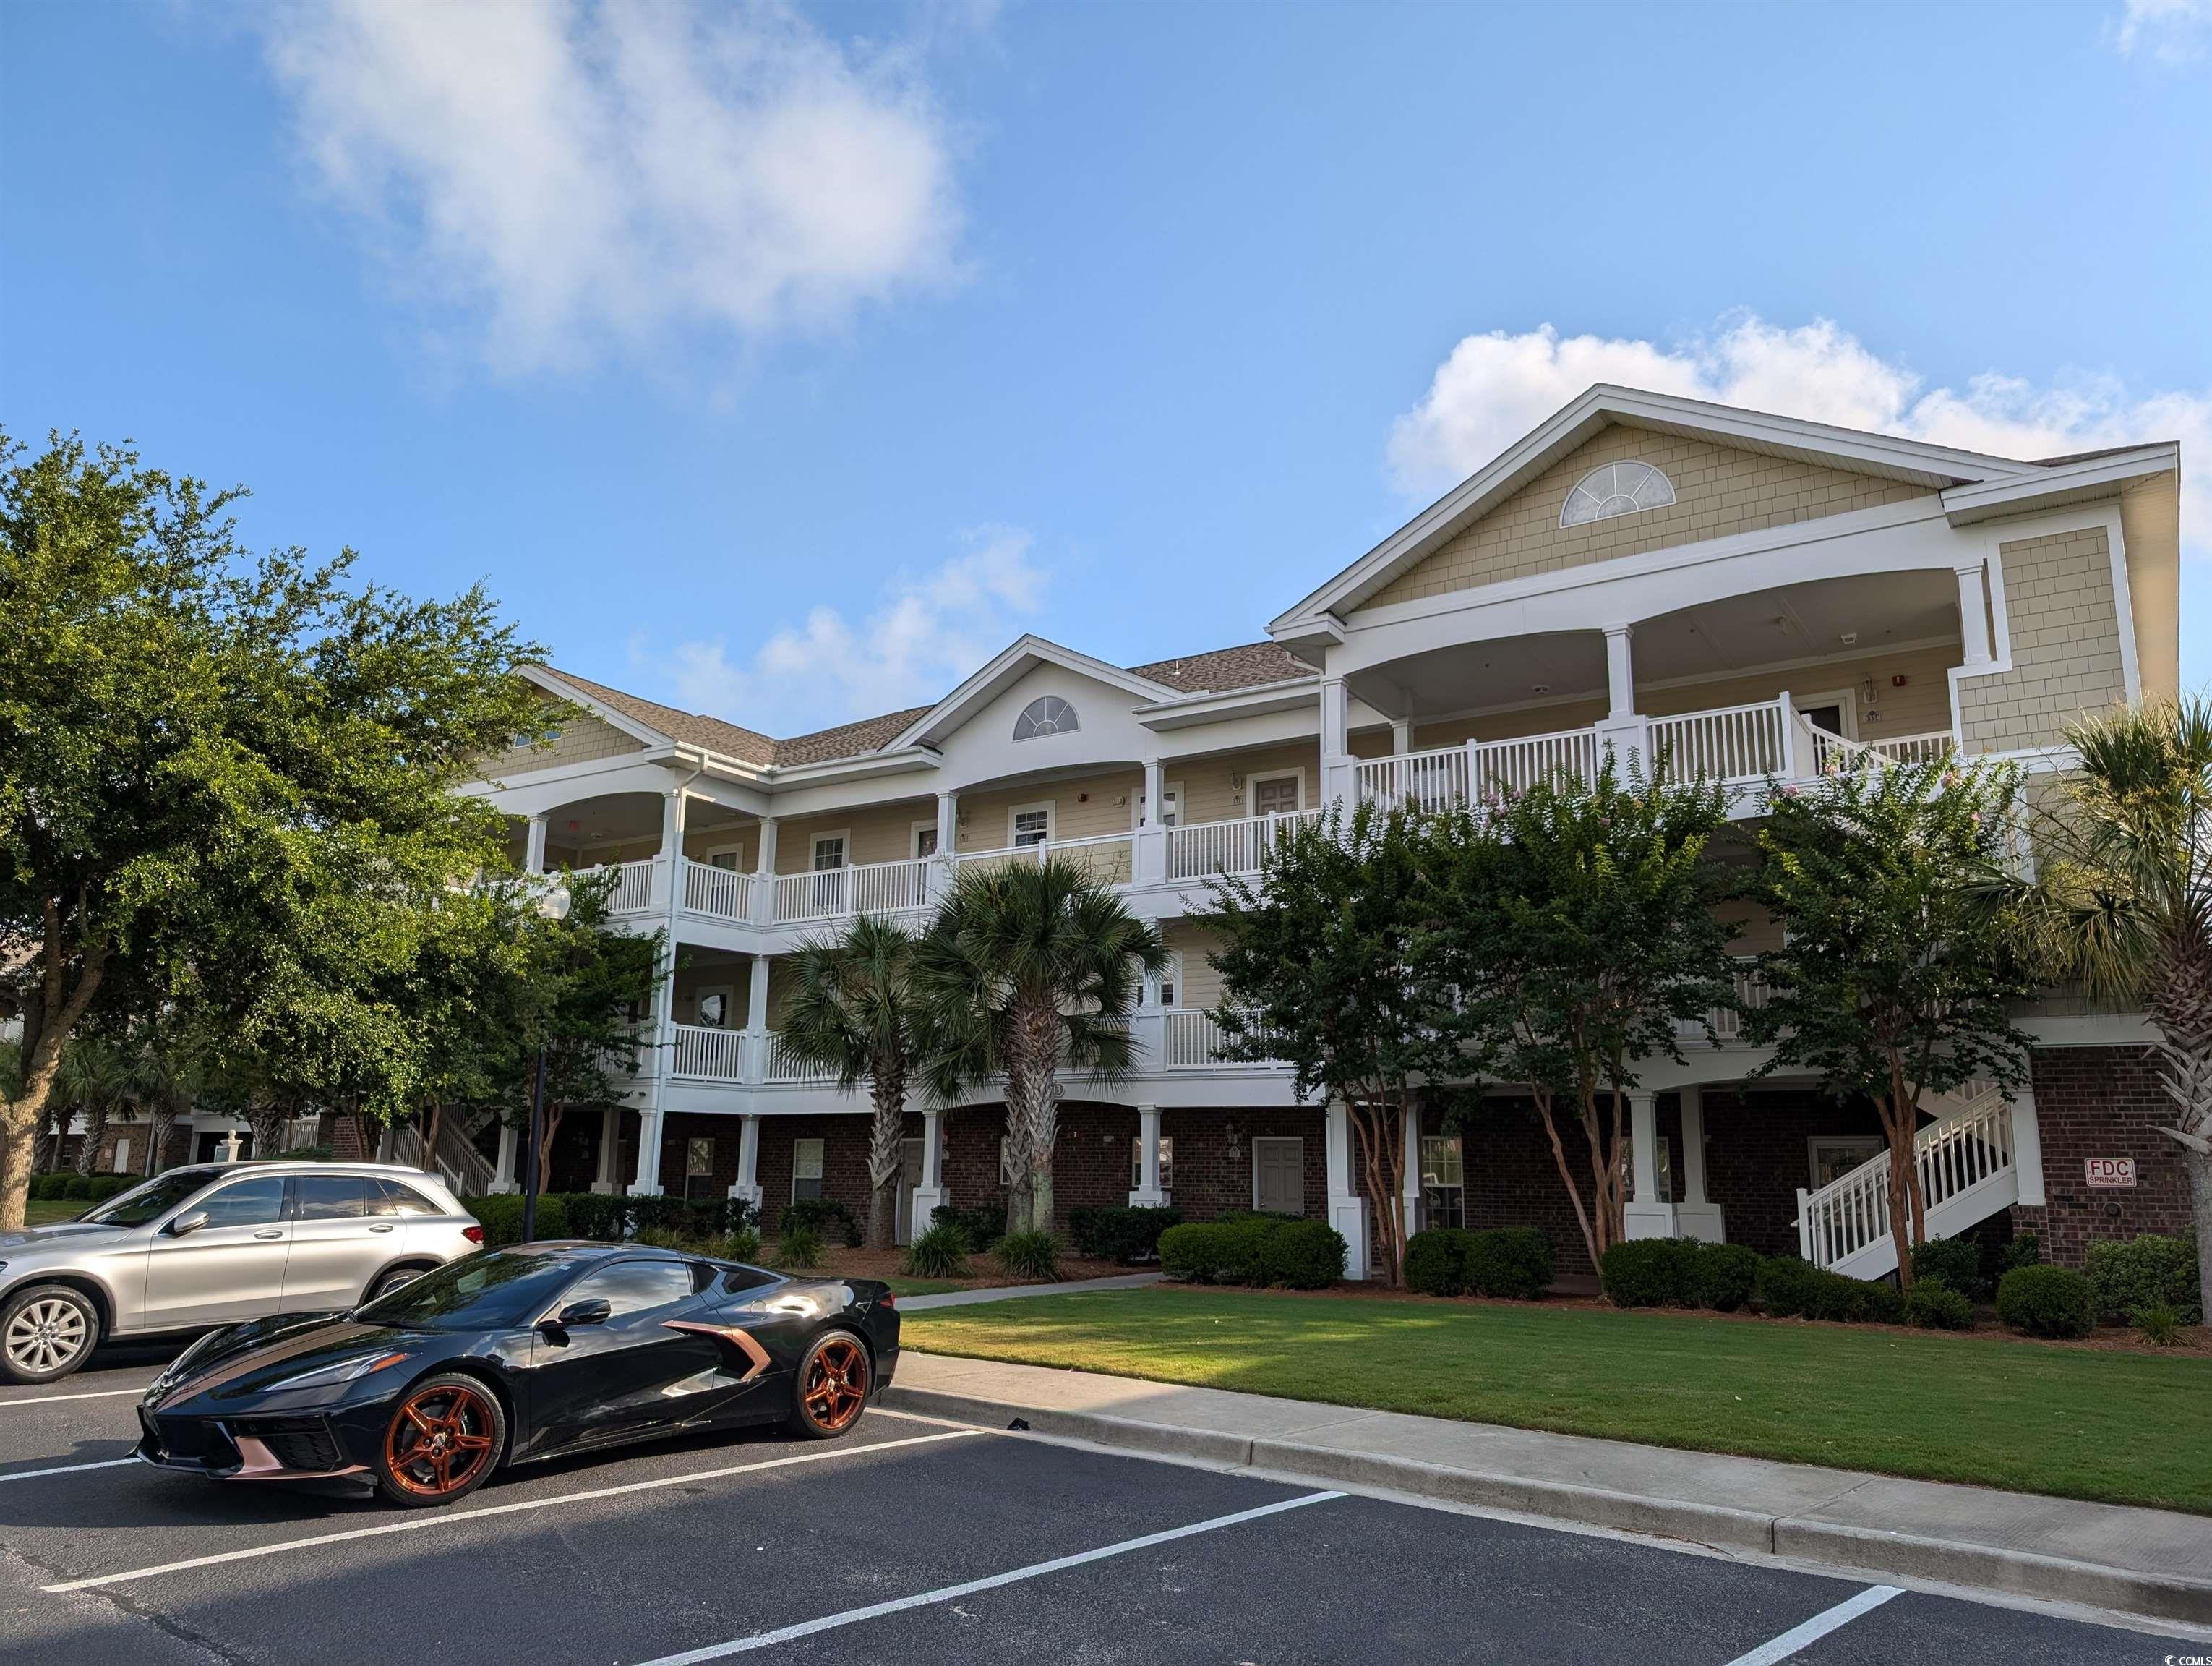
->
[814,1246,1135,1288]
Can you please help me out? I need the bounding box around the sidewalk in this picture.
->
[899,1272,1162,1311]
[882,1350,2212,1628]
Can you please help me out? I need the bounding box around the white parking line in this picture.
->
[42,1427,983,1594]
[0,1386,150,1409]
[1722,1584,1904,1666]
[1,1457,139,1484]
[633,1489,1346,1664]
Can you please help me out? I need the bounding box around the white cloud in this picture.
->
[645,526,1045,735]
[2112,0,2212,62]
[265,1,962,371]
[1386,315,2210,562]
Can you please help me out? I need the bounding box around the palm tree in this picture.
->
[121,1028,202,1176]
[2018,696,2212,1305]
[778,917,927,1250]
[914,859,1167,1237]
[56,1037,127,1176]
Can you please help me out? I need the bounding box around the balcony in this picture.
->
[953,831,1135,887]
[773,857,933,926]
[1165,808,1322,881]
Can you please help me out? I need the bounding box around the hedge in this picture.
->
[1159,1217,1346,1289]
[1754,1255,1904,1324]
[2084,1234,2202,1325]
[930,1204,1006,1256]
[1598,1239,1760,1312]
[466,1192,570,1247]
[1996,1264,2096,1338]
[460,1192,758,1247]
[1903,1277,1975,1330]
[1404,1228,1555,1300]
[1908,1236,1986,1302]
[779,1197,862,1247]
[1070,1205,1183,1264]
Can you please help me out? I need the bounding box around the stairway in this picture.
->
[1794,1086,2018,1280]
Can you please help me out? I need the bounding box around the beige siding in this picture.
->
[776,805,933,872]
[1712,897,1783,956]
[1366,429,1932,610]
[951,773,1143,852]
[2120,473,2179,701]
[1637,644,1960,741]
[1167,743,1322,825]
[1162,922,1229,1009]
[683,824,758,867]
[1415,697,1609,750]
[1960,527,2128,753]
[487,713,644,777]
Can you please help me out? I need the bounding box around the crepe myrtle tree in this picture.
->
[1206,799,1454,1287]
[1745,756,2033,1289]
[2013,697,2212,1309]
[1420,759,1736,1272]
[0,430,554,1226]
[779,915,928,1250]
[915,859,1167,1239]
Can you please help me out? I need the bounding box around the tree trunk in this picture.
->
[1880,1097,1916,1292]
[1000,1098,1033,1237]
[1347,1097,1407,1286]
[1,907,113,1229]
[865,1070,906,1252]
[537,1103,566,1189]
[1024,1004,1063,1239]
[1530,1084,1601,1275]
[73,1103,111,1174]
[247,1103,291,1161]
[147,1108,176,1176]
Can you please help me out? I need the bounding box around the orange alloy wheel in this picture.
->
[384,1380,500,1500]
[800,1335,870,1435]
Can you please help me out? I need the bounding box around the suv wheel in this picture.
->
[1,1283,100,1385]
[367,1268,426,1302]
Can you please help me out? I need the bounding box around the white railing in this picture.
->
[763,1031,840,1085]
[773,856,933,925]
[1470,726,1599,797]
[584,858,661,915]
[1157,1008,1282,1069]
[1166,809,1323,880]
[682,860,757,923]
[1806,727,1956,775]
[1355,747,1470,812]
[1677,961,1771,1043]
[1866,731,1955,766]
[1796,1088,2013,1272]
[670,1022,747,1082]
[954,832,1135,887]
[1649,699,1788,784]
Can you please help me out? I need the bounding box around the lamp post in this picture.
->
[520,881,571,1245]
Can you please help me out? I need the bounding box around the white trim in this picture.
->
[809,829,852,871]
[1008,801,1056,847]
[690,983,734,1029]
[520,665,680,749]
[700,841,749,871]
[910,819,940,859]
[1789,687,1859,743]
[790,1135,826,1202]
[1939,444,2177,524]
[1806,1135,1884,1191]
[2104,505,2143,704]
[1251,1135,1305,1213]
[1136,779,1183,831]
[1245,769,1307,817]
[889,634,1178,751]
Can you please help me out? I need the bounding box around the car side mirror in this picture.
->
[167,1210,210,1237]
[551,1298,611,1329]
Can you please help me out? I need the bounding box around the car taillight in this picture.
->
[879,1292,896,1308]
[463,1225,484,1244]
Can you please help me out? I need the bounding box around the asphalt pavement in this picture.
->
[2,1341,2203,1665]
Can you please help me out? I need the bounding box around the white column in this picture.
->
[729,1114,764,1210]
[1674,1086,1726,1243]
[935,792,958,854]
[910,1106,948,1228]
[750,816,779,925]
[633,1111,664,1196]
[1603,625,1637,719]
[1400,1101,1423,1237]
[1141,761,1164,824]
[1129,1105,1166,1207]
[1319,676,1353,810]
[746,953,773,1034]
[2010,1079,2046,1206]
[524,813,548,874]
[1326,1099,1369,1281]
[492,1121,520,1195]
[1955,562,1994,666]
[590,1106,621,1195]
[634,784,687,1200]
[1622,1090,1676,1239]
[1389,715,1413,756]
[1133,763,1167,885]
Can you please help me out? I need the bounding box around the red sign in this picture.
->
[2084,1156,2138,1189]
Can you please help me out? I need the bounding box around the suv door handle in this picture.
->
[253,1229,285,1240]
[369,1223,395,1234]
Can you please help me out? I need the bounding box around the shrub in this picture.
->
[930,1204,1006,1256]
[1903,1276,1974,1330]
[2135,1301,2183,1347]
[779,1197,862,1248]
[560,1192,627,1242]
[1685,1242,1761,1312]
[995,1230,1060,1282]
[1600,1239,1698,1307]
[1159,1217,1344,1289]
[1404,1230,1467,1297]
[1996,1264,2096,1338]
[1258,1220,1347,1289]
[1909,1237,1986,1302]
[27,1174,58,1200]
[634,1194,760,1241]
[2085,1234,2202,1326]
[2003,1231,2042,1271]
[461,1192,572,1247]
[777,1224,824,1270]
[1069,1205,1183,1264]
[1754,1255,1902,1323]
[61,1174,94,1200]
[635,1226,690,1250]
[901,1221,971,1280]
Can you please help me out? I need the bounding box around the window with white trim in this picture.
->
[1011,806,1053,847]
[1149,952,1182,1010]
[1560,460,1676,529]
[1420,1134,1464,1230]
[792,1137,825,1201]
[811,834,846,872]
[1013,696,1078,740]
[112,1136,133,1175]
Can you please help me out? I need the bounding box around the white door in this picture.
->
[1253,1138,1304,1216]
[894,1138,924,1244]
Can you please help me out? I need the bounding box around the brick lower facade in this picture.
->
[2012,1044,2198,1266]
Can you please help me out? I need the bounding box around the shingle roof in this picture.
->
[540,639,1314,770]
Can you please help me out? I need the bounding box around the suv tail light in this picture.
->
[462,1224,484,1244]
[878,1292,896,1308]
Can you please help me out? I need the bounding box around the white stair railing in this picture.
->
[1796,1088,2013,1273]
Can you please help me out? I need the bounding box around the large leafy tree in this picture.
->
[917,860,1167,1237]
[1745,756,2033,1287]
[0,430,553,1226]
[2015,697,2212,1307]
[1207,800,1452,1286]
[780,915,927,1249]
[1423,761,1735,1272]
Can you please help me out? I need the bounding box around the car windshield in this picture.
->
[350,1247,601,1331]
[77,1168,224,1228]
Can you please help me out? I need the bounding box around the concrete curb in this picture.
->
[880,1383,2212,1628]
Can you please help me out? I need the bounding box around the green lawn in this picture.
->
[904,1286,2212,1513]
[880,1276,966,1298]
[25,1199,83,1227]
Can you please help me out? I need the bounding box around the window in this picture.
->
[913,824,938,859]
[1011,805,1053,847]
[695,986,732,1028]
[1559,460,1676,529]
[1150,953,1182,1010]
[1131,1135,1175,1193]
[1809,1136,1884,1190]
[792,1137,825,1201]
[685,1136,717,1202]
[1140,784,1181,829]
[196,1176,286,1229]
[811,834,847,872]
[563,1258,695,1320]
[1013,695,1078,740]
[707,849,742,871]
[290,1174,366,1220]
[111,1137,132,1175]
[369,1179,442,1217]
[1420,1135,1465,1231]
[1251,774,1302,817]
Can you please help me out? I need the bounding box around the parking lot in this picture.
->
[3,1344,2203,1665]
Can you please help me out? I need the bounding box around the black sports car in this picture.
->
[134,1241,900,1507]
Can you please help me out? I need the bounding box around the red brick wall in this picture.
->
[1159,1106,1329,1223]
[1698,1088,1887,1260]
[2012,1045,2198,1266]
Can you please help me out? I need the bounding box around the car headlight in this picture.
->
[262,1351,412,1394]
[151,1326,230,1393]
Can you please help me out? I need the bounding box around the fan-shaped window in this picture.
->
[1560,461,1676,529]
[1013,696,1078,741]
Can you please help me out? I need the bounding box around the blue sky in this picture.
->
[4,1,2207,735]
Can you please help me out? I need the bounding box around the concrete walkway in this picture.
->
[898,1271,1162,1311]
[883,1350,2212,1628]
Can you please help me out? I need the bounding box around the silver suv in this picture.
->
[0,1162,484,1385]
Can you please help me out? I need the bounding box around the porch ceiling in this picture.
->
[543,793,666,846]
[1632,570,1959,685]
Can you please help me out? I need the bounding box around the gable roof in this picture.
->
[1268,383,2044,638]
[532,667,778,765]
[774,706,933,767]
[886,635,1182,751]
[1128,641,1311,693]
